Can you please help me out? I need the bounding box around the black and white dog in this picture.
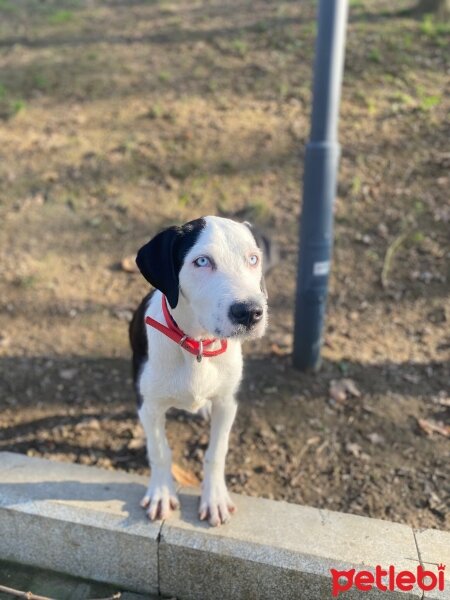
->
[129,216,269,526]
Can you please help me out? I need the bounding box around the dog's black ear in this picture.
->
[136,227,181,309]
[136,218,206,309]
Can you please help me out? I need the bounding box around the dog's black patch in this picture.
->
[129,290,154,408]
[243,222,279,298]
[243,222,279,275]
[136,218,206,309]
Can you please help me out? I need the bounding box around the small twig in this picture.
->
[0,584,52,600]
[381,231,409,289]
[0,584,121,600]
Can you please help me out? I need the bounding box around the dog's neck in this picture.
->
[167,292,212,340]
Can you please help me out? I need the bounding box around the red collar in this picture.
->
[145,295,227,362]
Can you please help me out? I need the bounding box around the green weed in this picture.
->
[48,10,74,25]
[11,99,25,114]
[402,33,413,50]
[254,20,269,33]
[0,83,26,119]
[419,94,441,111]
[366,249,379,263]
[16,275,37,288]
[207,79,218,93]
[146,104,164,119]
[278,81,291,98]
[391,91,415,106]
[411,231,425,244]
[351,175,362,197]
[303,22,317,36]
[158,71,172,83]
[178,193,190,207]
[33,73,49,90]
[87,217,102,228]
[159,1,177,15]
[338,361,349,375]
[219,161,235,175]
[170,161,199,180]
[0,0,17,12]
[420,14,450,38]
[366,96,378,116]
[414,200,425,215]
[368,48,381,63]
[416,85,441,112]
[231,38,248,57]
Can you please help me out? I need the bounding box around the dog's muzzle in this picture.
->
[228,301,264,329]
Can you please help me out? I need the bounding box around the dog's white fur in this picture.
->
[137,216,267,526]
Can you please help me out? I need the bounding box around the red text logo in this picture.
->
[330,564,445,596]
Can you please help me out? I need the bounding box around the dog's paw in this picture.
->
[140,475,179,521]
[199,480,236,527]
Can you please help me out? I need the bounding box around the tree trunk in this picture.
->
[415,0,450,17]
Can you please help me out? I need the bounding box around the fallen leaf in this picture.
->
[329,380,346,403]
[377,223,389,238]
[433,205,450,223]
[59,368,77,380]
[346,442,362,458]
[171,463,201,487]
[270,343,288,356]
[74,418,100,432]
[355,233,372,245]
[263,386,278,394]
[367,432,385,445]
[343,378,361,398]
[273,423,285,433]
[121,255,139,273]
[306,436,321,446]
[433,394,450,407]
[403,373,421,384]
[128,437,145,450]
[417,418,450,438]
[329,378,361,404]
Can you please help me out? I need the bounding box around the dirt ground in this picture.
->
[0,0,448,531]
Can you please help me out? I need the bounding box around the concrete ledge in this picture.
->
[0,452,160,594]
[159,490,422,600]
[1,452,449,599]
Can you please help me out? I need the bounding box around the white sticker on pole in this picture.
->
[313,260,330,276]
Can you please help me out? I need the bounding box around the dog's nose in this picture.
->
[229,302,264,327]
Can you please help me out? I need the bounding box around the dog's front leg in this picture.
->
[139,402,179,520]
[200,397,237,526]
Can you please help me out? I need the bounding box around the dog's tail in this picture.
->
[129,290,154,386]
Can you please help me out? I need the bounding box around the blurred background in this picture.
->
[0,0,448,530]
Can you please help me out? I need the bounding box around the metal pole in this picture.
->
[293,0,349,371]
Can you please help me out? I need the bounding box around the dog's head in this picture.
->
[136,216,269,339]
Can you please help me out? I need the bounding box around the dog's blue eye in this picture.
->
[194,256,210,267]
[248,254,259,266]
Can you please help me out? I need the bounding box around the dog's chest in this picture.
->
[173,361,221,411]
[142,351,240,412]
